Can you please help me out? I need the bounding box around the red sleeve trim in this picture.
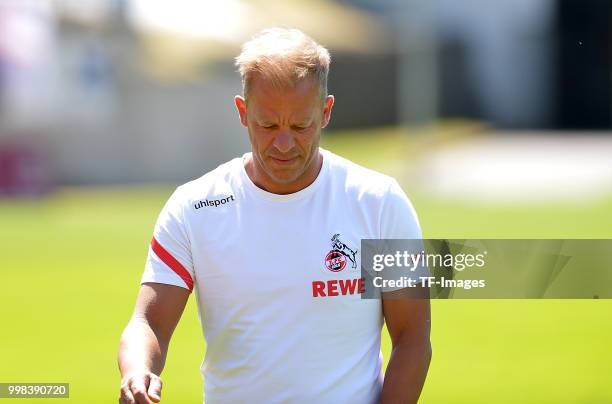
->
[150,237,194,292]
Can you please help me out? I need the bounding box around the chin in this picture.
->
[268,171,301,185]
[262,164,303,183]
[262,162,304,182]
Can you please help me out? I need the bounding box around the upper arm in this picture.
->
[132,282,190,344]
[142,188,195,292]
[382,286,431,348]
[380,178,430,345]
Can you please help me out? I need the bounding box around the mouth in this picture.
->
[269,156,299,166]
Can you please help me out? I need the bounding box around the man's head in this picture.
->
[234,28,334,194]
[235,27,331,102]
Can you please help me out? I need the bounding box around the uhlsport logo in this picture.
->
[324,234,358,272]
[194,195,235,210]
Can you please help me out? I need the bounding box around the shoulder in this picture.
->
[166,156,242,210]
[323,149,397,201]
[322,149,420,237]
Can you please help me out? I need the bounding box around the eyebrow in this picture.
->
[257,118,313,126]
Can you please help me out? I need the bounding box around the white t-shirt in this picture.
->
[141,148,424,403]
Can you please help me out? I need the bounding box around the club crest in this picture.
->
[324,234,358,272]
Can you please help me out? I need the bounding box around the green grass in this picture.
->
[0,130,611,403]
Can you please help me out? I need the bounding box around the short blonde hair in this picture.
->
[235,28,331,101]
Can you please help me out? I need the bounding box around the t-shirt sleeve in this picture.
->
[380,178,422,239]
[141,188,195,292]
[379,178,429,290]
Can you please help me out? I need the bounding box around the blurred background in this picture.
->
[0,0,611,403]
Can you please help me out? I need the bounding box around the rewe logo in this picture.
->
[194,195,235,209]
[312,277,365,297]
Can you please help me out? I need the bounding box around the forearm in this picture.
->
[118,317,168,378]
[380,341,431,404]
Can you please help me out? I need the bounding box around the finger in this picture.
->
[130,379,153,404]
[119,384,136,404]
[147,375,163,403]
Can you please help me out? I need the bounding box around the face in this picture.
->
[235,75,334,194]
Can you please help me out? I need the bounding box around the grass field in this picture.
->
[0,130,611,403]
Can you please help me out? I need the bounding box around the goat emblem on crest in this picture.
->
[324,233,358,272]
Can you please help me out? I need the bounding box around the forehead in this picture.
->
[247,75,321,119]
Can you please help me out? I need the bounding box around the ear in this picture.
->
[321,95,335,129]
[234,95,248,127]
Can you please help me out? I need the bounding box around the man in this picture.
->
[118,28,431,404]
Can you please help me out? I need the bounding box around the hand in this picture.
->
[119,372,163,404]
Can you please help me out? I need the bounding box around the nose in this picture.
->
[272,130,296,153]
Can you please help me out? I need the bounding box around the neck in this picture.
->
[245,150,323,195]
